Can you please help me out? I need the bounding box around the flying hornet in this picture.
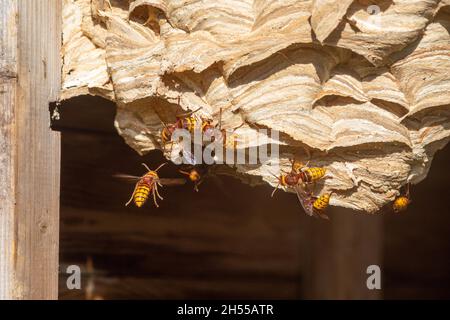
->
[179,165,208,192]
[116,163,185,208]
[177,148,230,194]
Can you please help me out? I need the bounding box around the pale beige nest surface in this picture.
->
[61,0,450,213]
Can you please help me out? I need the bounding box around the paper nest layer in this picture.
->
[61,0,450,213]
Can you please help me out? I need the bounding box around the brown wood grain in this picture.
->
[57,128,305,299]
[54,96,450,300]
[0,0,61,299]
[0,0,18,300]
[56,123,384,299]
[303,210,383,299]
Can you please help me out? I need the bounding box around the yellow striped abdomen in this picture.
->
[313,193,331,211]
[134,184,151,208]
[300,167,326,183]
[393,196,409,213]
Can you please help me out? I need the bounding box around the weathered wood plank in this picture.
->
[303,210,383,299]
[0,0,61,299]
[58,198,304,299]
[0,0,18,300]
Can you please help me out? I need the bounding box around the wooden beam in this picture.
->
[303,208,383,299]
[0,0,18,300]
[0,0,61,299]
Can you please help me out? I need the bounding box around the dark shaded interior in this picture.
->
[56,96,450,299]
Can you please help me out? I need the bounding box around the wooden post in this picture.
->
[303,208,383,299]
[0,0,61,299]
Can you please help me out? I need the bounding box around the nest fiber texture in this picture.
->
[62,0,450,213]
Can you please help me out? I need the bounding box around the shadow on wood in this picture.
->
[55,95,450,300]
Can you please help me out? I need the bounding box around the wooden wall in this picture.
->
[1,0,61,299]
[384,148,450,299]
[56,96,450,299]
